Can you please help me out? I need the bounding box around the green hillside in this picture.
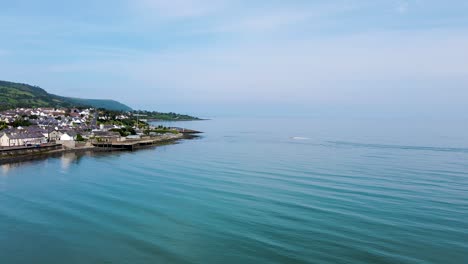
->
[65,98,132,112]
[0,80,132,111]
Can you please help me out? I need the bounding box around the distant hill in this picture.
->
[65,98,132,112]
[0,80,132,111]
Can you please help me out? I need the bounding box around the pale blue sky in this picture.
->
[0,0,467,117]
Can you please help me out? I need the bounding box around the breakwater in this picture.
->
[91,133,185,150]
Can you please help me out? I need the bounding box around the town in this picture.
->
[0,107,198,158]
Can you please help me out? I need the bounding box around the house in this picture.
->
[60,131,78,141]
[48,130,63,141]
[0,132,46,147]
[21,126,48,139]
[1,133,19,147]
[2,117,14,124]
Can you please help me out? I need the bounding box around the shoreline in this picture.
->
[0,133,198,165]
[146,118,210,122]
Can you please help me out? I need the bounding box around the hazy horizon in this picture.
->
[1,0,467,118]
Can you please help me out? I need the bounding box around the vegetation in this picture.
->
[11,118,31,127]
[0,80,200,124]
[0,121,7,131]
[76,134,85,142]
[110,127,136,136]
[98,118,148,129]
[67,98,132,111]
[97,108,199,125]
[0,80,132,111]
[144,125,178,135]
[133,110,201,121]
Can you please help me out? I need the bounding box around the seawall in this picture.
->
[0,133,197,165]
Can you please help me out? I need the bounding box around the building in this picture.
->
[48,130,63,141]
[0,132,46,147]
[60,131,78,141]
[92,131,121,142]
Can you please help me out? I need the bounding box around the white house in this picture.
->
[60,131,77,141]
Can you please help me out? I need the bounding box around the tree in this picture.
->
[76,134,85,142]
[12,118,31,127]
[0,121,7,131]
[110,128,126,136]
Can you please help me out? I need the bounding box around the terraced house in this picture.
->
[0,132,46,147]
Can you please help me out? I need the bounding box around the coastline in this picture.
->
[146,118,209,122]
[0,133,196,165]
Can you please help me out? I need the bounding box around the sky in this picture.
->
[0,0,467,118]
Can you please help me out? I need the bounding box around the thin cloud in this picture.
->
[131,0,231,19]
[130,1,366,35]
[397,1,410,14]
[11,29,467,106]
[90,29,468,105]
[1,0,468,115]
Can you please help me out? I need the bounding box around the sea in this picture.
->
[1,117,467,264]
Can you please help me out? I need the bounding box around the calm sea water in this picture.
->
[1,118,467,264]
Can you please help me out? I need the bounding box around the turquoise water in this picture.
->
[1,118,467,263]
